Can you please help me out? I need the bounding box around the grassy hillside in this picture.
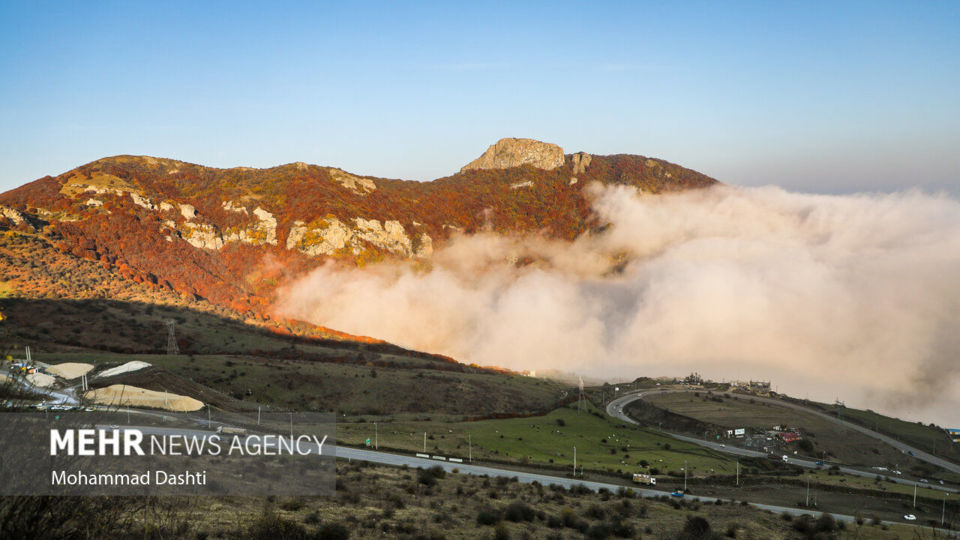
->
[36,352,565,416]
[338,402,734,479]
[6,460,907,539]
[638,392,940,475]
[816,402,960,465]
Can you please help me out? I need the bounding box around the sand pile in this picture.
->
[97,361,151,378]
[26,372,56,388]
[84,384,203,412]
[47,362,94,380]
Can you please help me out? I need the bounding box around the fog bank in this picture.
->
[276,184,960,426]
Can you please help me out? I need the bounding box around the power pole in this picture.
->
[469,434,472,463]
[573,446,577,476]
[374,422,378,450]
[805,474,810,507]
[165,320,179,355]
[423,432,426,453]
[578,377,584,415]
[684,460,688,492]
[941,493,946,527]
[736,460,740,487]
[914,483,918,508]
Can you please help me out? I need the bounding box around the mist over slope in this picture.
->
[277,183,960,425]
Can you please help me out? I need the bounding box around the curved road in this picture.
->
[606,390,958,494]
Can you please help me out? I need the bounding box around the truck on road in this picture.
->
[632,473,656,486]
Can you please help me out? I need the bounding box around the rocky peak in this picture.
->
[460,138,565,173]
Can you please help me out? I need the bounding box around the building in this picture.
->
[780,431,802,443]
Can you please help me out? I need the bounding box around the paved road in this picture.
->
[99,419,955,532]
[335,446,940,529]
[736,393,960,475]
[100,425,929,527]
[606,390,959,495]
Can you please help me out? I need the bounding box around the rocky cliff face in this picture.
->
[0,142,719,316]
[460,138,566,173]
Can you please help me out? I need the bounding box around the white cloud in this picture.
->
[276,184,960,425]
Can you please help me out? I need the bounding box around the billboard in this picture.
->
[734,428,746,437]
[948,429,960,443]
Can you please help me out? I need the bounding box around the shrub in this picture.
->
[246,506,309,539]
[503,501,535,522]
[815,514,837,533]
[584,504,606,520]
[316,523,350,540]
[586,522,614,539]
[476,508,502,526]
[417,466,446,486]
[678,516,712,540]
[279,498,305,512]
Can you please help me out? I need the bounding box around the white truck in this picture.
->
[632,473,656,486]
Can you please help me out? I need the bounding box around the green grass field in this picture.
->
[339,401,734,479]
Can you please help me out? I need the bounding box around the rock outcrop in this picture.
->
[571,152,592,175]
[285,216,431,258]
[460,138,565,173]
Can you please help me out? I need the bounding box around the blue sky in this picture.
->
[1,1,958,193]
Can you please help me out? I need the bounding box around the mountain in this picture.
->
[0,138,718,332]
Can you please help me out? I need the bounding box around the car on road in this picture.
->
[903,514,917,521]
[816,461,824,466]
[670,491,685,497]
[920,478,929,483]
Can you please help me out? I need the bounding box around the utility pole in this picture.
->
[257,406,261,425]
[805,474,810,507]
[736,460,740,487]
[207,406,211,428]
[375,422,378,450]
[914,483,918,508]
[469,434,472,463]
[684,460,688,492]
[423,432,426,453]
[578,377,584,415]
[573,446,577,476]
[942,493,946,527]
[289,413,293,441]
[165,320,179,355]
